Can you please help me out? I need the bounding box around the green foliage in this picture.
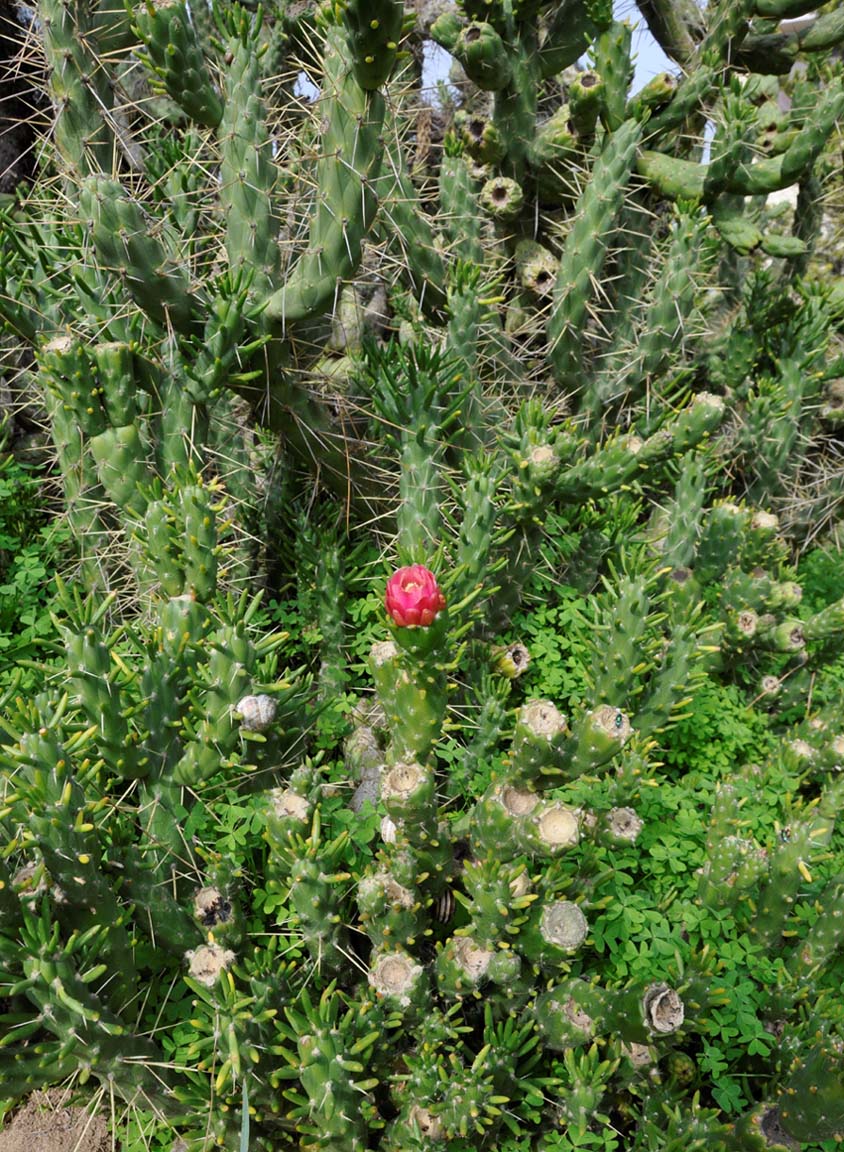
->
[0,452,65,680]
[660,679,775,778]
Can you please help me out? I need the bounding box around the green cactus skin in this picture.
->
[79,176,200,334]
[777,1030,844,1143]
[508,699,569,786]
[530,105,580,202]
[731,1103,800,1151]
[217,16,280,297]
[537,979,685,1050]
[357,869,425,949]
[452,22,512,90]
[640,82,844,202]
[694,502,751,584]
[592,21,634,133]
[785,875,844,985]
[803,594,844,649]
[547,117,643,389]
[341,0,405,90]
[39,0,115,174]
[538,0,614,77]
[133,0,223,127]
[376,645,448,766]
[376,136,448,318]
[568,71,605,138]
[750,776,844,949]
[435,934,495,999]
[518,898,589,966]
[697,785,768,913]
[263,29,387,327]
[281,984,380,1151]
[469,780,540,859]
[459,856,536,949]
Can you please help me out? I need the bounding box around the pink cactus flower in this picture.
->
[385,565,446,627]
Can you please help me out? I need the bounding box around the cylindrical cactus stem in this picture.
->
[695,502,752,583]
[785,875,844,984]
[536,978,685,1048]
[592,21,634,132]
[530,105,580,201]
[263,27,387,327]
[40,0,115,174]
[508,699,569,786]
[539,0,614,76]
[459,856,535,949]
[750,776,844,948]
[217,14,280,295]
[755,616,806,654]
[777,1029,844,1143]
[605,982,687,1045]
[534,979,601,1050]
[178,484,218,602]
[564,705,633,778]
[451,21,512,90]
[381,761,436,827]
[518,899,589,967]
[590,577,649,705]
[452,460,500,606]
[697,786,769,912]
[435,934,494,999]
[568,70,605,138]
[731,1104,799,1150]
[80,176,200,335]
[388,656,448,765]
[626,70,678,121]
[803,594,844,649]
[357,868,425,949]
[284,984,376,1152]
[264,785,313,855]
[368,947,430,1016]
[89,424,152,516]
[133,0,224,127]
[342,0,404,89]
[547,117,643,388]
[346,725,385,812]
[62,627,144,780]
[469,781,540,858]
[370,639,400,723]
[521,800,581,857]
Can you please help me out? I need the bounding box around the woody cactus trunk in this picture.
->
[0,0,843,1149]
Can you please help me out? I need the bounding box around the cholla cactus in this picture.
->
[1,0,844,1149]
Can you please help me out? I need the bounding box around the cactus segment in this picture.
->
[134,0,224,127]
[263,29,387,326]
[40,0,115,173]
[79,176,199,333]
[341,0,405,90]
[568,70,605,138]
[509,699,569,786]
[548,117,643,387]
[218,19,280,295]
[452,22,512,91]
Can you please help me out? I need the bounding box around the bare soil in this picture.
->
[0,1091,110,1152]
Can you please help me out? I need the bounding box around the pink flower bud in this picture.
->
[385,565,446,627]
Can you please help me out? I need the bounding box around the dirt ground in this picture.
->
[0,1091,111,1152]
